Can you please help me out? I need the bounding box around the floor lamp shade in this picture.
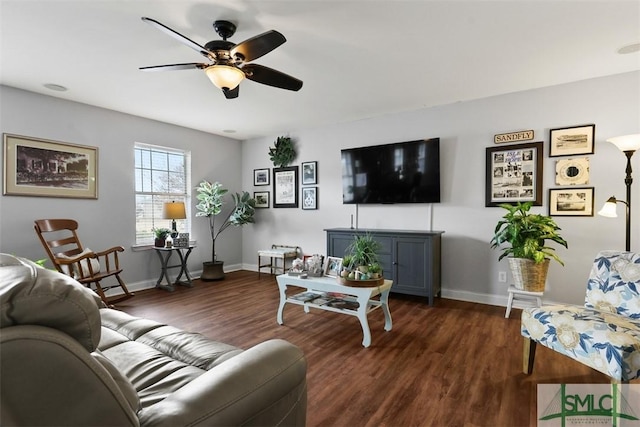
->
[600,134,640,251]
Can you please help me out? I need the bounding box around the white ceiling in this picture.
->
[1,1,639,140]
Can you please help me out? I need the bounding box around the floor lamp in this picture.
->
[597,134,640,251]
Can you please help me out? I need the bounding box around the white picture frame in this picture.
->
[324,256,342,278]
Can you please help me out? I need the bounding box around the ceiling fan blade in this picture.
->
[231,30,286,62]
[242,64,303,91]
[142,17,211,58]
[223,86,239,99]
[139,63,207,72]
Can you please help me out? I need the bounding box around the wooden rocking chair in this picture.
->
[34,219,134,306]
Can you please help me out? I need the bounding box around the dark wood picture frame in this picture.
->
[548,187,594,217]
[485,141,543,207]
[549,124,595,157]
[273,166,299,208]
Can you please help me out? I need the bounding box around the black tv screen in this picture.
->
[341,138,440,204]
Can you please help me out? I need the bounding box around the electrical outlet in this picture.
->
[498,271,507,283]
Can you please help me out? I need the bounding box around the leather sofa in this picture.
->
[0,253,307,426]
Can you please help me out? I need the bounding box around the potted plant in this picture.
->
[153,227,171,248]
[490,202,568,291]
[195,180,256,280]
[342,233,382,279]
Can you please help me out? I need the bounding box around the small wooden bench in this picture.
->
[258,245,301,277]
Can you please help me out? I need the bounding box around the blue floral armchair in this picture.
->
[521,250,640,382]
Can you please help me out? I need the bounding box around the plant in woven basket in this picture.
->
[490,201,568,265]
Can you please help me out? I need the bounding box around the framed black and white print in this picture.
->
[253,168,270,186]
[302,187,317,210]
[549,124,595,157]
[485,141,543,207]
[302,161,317,185]
[3,133,98,199]
[273,166,298,208]
[254,191,269,208]
[549,187,594,216]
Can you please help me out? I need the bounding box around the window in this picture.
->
[134,143,190,245]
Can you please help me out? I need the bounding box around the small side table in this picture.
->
[505,284,543,318]
[154,246,195,292]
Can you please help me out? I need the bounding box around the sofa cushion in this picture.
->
[99,309,243,408]
[93,349,141,413]
[56,247,101,278]
[0,254,103,352]
[100,309,242,369]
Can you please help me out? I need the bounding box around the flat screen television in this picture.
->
[341,138,440,204]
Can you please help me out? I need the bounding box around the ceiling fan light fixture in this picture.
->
[205,65,244,90]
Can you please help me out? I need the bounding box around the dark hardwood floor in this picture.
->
[116,271,617,426]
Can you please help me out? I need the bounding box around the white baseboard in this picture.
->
[441,288,509,307]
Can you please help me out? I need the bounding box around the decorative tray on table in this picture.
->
[336,277,385,288]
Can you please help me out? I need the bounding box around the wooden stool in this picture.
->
[505,285,543,318]
[257,245,300,277]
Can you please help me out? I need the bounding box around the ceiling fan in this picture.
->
[140,17,303,99]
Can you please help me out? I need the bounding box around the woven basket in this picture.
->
[508,258,550,292]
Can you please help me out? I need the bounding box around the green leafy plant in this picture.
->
[490,202,568,265]
[346,233,381,268]
[268,136,296,168]
[195,180,256,263]
[153,227,171,239]
[341,255,354,271]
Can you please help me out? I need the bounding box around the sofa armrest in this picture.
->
[138,339,307,427]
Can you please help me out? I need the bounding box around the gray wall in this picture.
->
[241,71,640,306]
[1,71,639,305]
[0,85,243,290]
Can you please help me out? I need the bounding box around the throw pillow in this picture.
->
[56,248,100,279]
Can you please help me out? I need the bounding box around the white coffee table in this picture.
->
[276,274,393,347]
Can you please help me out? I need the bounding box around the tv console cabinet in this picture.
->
[325,228,443,306]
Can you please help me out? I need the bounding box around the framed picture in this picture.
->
[485,141,543,207]
[549,187,594,216]
[253,168,270,186]
[302,187,317,210]
[253,191,269,208]
[324,256,342,278]
[555,157,590,186]
[549,124,595,157]
[273,166,299,208]
[3,133,98,199]
[301,161,317,185]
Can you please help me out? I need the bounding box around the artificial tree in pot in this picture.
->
[195,180,256,280]
[490,201,568,291]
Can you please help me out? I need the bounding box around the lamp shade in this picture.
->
[163,201,186,219]
[597,197,619,218]
[606,134,640,152]
[205,65,245,90]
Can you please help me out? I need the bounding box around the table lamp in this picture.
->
[163,201,186,237]
[597,134,640,251]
